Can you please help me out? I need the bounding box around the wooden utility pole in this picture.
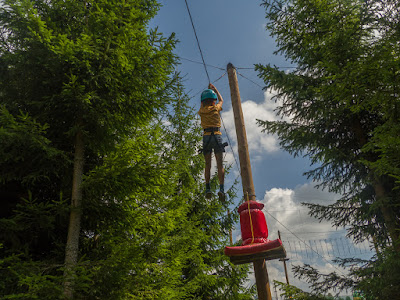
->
[227,63,256,202]
[278,231,290,285]
[227,63,272,300]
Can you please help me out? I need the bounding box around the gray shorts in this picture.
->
[203,134,225,154]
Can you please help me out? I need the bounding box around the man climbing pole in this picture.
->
[198,83,226,201]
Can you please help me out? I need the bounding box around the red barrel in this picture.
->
[238,201,269,245]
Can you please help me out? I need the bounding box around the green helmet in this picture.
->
[201,89,217,102]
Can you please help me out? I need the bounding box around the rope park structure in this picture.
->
[184,0,374,298]
[182,2,380,298]
[184,1,286,299]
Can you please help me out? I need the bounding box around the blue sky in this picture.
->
[151,0,309,194]
[151,0,373,296]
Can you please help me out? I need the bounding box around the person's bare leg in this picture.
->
[215,152,225,201]
[215,152,225,185]
[204,152,212,184]
[204,152,212,198]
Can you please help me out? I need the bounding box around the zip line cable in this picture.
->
[236,70,264,89]
[178,56,296,71]
[181,57,225,71]
[190,72,227,100]
[236,66,297,70]
[184,0,211,83]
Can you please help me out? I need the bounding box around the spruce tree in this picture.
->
[0,0,256,298]
[257,0,400,298]
[1,0,175,298]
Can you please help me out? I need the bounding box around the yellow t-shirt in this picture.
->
[198,102,223,135]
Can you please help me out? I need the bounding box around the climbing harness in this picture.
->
[198,127,228,155]
[204,127,220,133]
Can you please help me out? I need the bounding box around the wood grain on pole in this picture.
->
[253,259,272,300]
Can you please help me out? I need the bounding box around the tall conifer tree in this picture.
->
[0,1,255,298]
[257,0,400,297]
[1,0,175,297]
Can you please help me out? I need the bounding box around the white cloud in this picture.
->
[220,89,284,163]
[260,183,339,242]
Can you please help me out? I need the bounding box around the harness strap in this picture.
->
[199,128,226,155]
[204,127,220,133]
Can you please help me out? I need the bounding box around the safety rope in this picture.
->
[190,72,227,100]
[180,57,225,71]
[246,192,255,245]
[220,113,241,176]
[184,0,211,83]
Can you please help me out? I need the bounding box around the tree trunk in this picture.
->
[373,180,400,251]
[63,129,85,299]
[352,118,400,251]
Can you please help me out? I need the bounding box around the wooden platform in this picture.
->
[225,239,286,265]
[229,245,286,265]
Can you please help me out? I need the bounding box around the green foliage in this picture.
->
[275,281,329,300]
[290,263,355,297]
[0,70,254,300]
[0,0,176,152]
[0,106,66,185]
[350,249,400,299]
[276,281,362,300]
[258,0,400,298]
[0,252,63,299]
[72,78,254,300]
[0,0,255,298]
